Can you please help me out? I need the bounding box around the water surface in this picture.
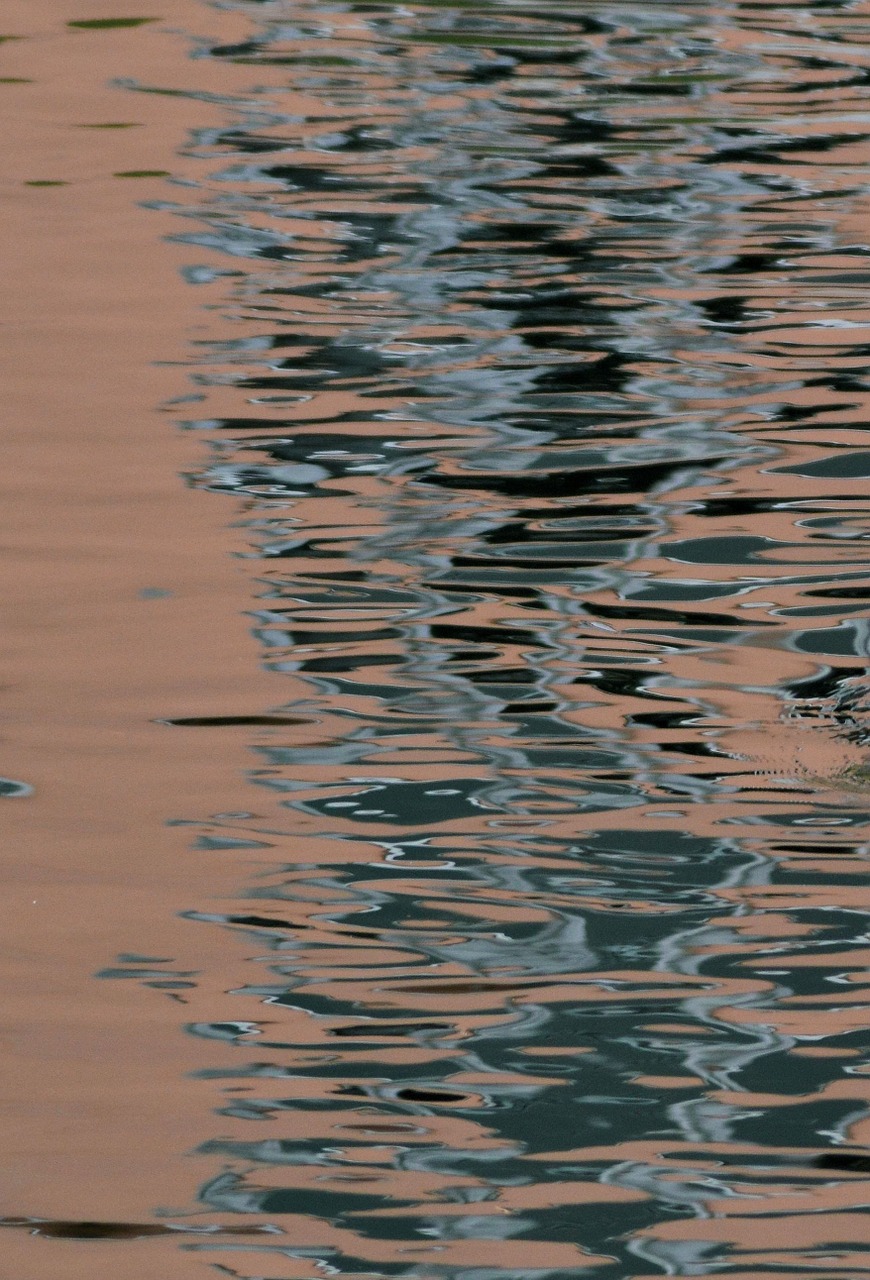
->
[4,0,870,1277]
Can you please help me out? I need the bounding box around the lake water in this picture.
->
[3,1,870,1277]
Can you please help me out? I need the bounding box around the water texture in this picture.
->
[7,0,870,1276]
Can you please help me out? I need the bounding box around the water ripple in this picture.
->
[116,0,870,1274]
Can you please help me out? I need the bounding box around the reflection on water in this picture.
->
[10,0,870,1275]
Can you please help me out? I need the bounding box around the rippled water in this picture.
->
[6,0,870,1276]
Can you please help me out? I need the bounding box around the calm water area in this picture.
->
[2,1,870,1277]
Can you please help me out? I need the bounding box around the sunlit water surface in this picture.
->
[6,0,870,1276]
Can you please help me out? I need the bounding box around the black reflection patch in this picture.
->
[772,450,870,479]
[629,711,703,728]
[0,777,32,797]
[300,654,401,672]
[806,587,870,600]
[705,252,782,274]
[451,554,600,570]
[583,601,773,627]
[690,496,792,517]
[0,1217,270,1239]
[226,915,300,930]
[160,716,309,727]
[665,741,728,758]
[395,1088,467,1103]
[300,777,493,825]
[704,130,870,165]
[662,535,789,565]
[785,665,865,701]
[430,622,542,646]
[209,41,262,58]
[813,1153,870,1174]
[331,1022,448,1037]
[214,130,293,154]
[423,456,727,498]
[576,669,656,698]
[698,295,751,326]
[466,669,537,684]
[501,701,559,714]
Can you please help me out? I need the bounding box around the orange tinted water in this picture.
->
[2,1,870,1277]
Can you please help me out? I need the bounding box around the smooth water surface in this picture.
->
[4,0,870,1277]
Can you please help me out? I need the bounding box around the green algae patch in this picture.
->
[113,169,169,178]
[68,17,159,30]
[25,180,68,187]
[75,121,142,129]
